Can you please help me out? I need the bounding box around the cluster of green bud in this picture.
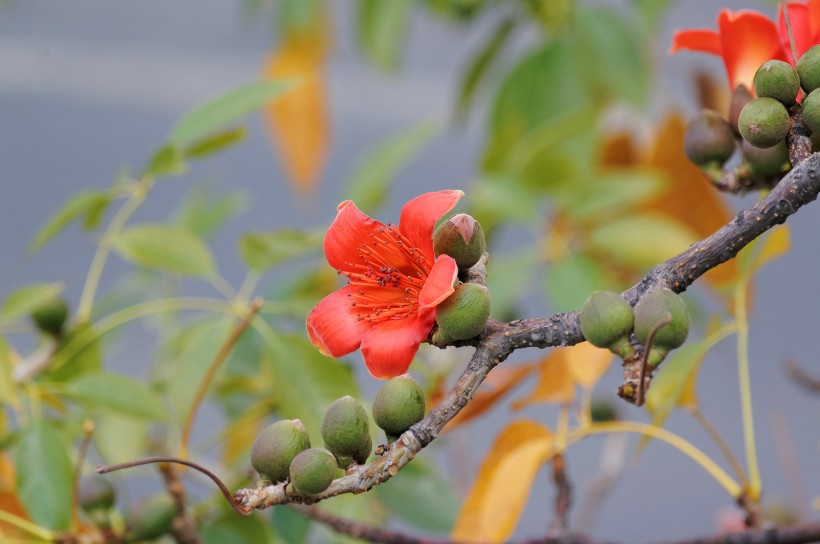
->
[432,213,491,345]
[289,448,339,496]
[30,297,70,338]
[633,288,690,367]
[321,396,372,467]
[579,291,636,360]
[250,419,311,483]
[372,374,425,443]
[683,110,736,167]
[78,476,116,514]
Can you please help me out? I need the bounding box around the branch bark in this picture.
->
[235,152,820,510]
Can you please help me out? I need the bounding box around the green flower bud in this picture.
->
[125,493,175,543]
[78,476,116,513]
[797,44,820,93]
[590,400,619,423]
[321,396,371,463]
[729,85,753,136]
[634,288,690,367]
[580,291,636,359]
[739,97,790,148]
[754,60,800,106]
[289,448,337,496]
[742,139,790,177]
[250,419,310,483]
[433,213,486,270]
[372,374,425,440]
[336,434,372,468]
[434,283,490,343]
[802,88,820,134]
[31,297,69,337]
[683,110,737,167]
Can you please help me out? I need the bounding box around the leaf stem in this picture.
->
[735,282,761,499]
[568,421,742,498]
[0,509,55,542]
[77,178,155,323]
[691,408,749,488]
[179,298,263,459]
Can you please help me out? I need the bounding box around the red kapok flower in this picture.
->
[670,1,820,91]
[306,190,463,379]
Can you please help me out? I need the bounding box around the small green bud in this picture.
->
[590,400,619,423]
[729,85,753,136]
[434,283,490,343]
[754,60,800,105]
[797,44,820,93]
[321,396,371,462]
[289,448,338,496]
[78,476,116,513]
[31,297,69,337]
[802,88,820,134]
[433,213,486,270]
[336,434,372,468]
[579,291,636,360]
[250,419,311,483]
[683,110,736,167]
[372,374,425,439]
[742,139,790,177]
[125,494,175,542]
[634,288,690,366]
[739,97,790,148]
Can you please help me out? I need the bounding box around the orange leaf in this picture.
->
[451,420,552,543]
[512,350,575,410]
[262,32,329,194]
[444,363,537,432]
[644,113,737,287]
[565,342,614,389]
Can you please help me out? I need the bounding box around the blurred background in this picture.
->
[2,0,820,542]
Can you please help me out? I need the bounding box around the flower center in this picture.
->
[338,223,431,323]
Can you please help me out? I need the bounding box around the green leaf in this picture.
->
[375,460,459,532]
[357,0,410,71]
[589,214,698,269]
[62,373,167,420]
[43,323,102,382]
[560,170,667,221]
[469,175,538,232]
[145,144,187,177]
[256,331,359,442]
[272,506,310,544]
[632,0,673,32]
[455,17,515,120]
[485,41,593,170]
[112,224,216,278]
[184,126,248,159]
[486,249,538,321]
[239,229,323,271]
[0,334,19,407]
[345,121,438,213]
[30,190,112,252]
[176,187,249,239]
[94,413,150,464]
[2,282,64,321]
[170,80,298,146]
[545,254,613,312]
[202,510,274,544]
[15,423,73,531]
[572,7,648,106]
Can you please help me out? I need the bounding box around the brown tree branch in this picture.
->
[235,152,820,510]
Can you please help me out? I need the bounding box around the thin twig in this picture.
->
[180,298,262,458]
[634,313,672,407]
[550,453,572,532]
[769,410,810,521]
[690,409,749,488]
[782,0,800,65]
[784,359,820,394]
[96,456,251,517]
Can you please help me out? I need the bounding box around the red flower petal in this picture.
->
[399,190,463,260]
[323,200,387,273]
[306,285,370,358]
[669,29,722,55]
[779,2,812,62]
[360,314,435,379]
[418,255,458,311]
[718,9,789,90]
[809,0,820,43]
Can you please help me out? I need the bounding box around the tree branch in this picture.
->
[235,153,820,509]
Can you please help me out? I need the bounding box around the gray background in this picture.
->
[2,0,819,541]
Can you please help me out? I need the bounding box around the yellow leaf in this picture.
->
[262,32,329,194]
[511,350,575,410]
[444,363,537,432]
[565,342,614,389]
[222,405,267,466]
[452,421,552,543]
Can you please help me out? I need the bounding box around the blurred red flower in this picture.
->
[306,190,463,379]
[670,1,820,90]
